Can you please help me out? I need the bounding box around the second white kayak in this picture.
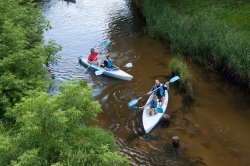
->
[79,57,133,81]
[142,90,169,133]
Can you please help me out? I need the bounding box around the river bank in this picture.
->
[133,0,250,91]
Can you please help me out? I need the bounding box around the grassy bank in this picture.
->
[134,0,250,90]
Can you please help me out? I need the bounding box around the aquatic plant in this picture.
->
[169,57,193,101]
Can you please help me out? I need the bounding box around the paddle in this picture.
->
[128,76,180,107]
[95,62,133,76]
[124,63,133,68]
[130,105,163,113]
[83,38,111,73]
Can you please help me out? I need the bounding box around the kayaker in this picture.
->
[87,48,101,66]
[103,55,119,70]
[147,80,169,106]
[140,95,159,116]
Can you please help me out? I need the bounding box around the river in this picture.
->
[42,0,250,165]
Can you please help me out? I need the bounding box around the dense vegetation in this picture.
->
[0,0,129,165]
[134,0,250,90]
[0,82,129,165]
[0,0,60,116]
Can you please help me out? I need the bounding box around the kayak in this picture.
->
[79,57,133,81]
[142,90,169,133]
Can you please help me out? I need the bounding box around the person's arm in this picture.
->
[147,91,152,95]
[113,65,119,69]
[164,82,169,90]
[112,61,119,69]
[94,53,99,61]
[139,102,150,109]
[147,87,154,95]
[104,60,108,67]
[156,101,160,108]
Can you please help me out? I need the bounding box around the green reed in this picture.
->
[140,0,250,88]
[169,57,193,101]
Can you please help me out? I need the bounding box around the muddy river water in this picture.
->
[42,0,250,165]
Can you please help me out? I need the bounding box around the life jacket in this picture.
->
[104,59,113,68]
[153,84,165,97]
[88,52,98,61]
[150,99,158,108]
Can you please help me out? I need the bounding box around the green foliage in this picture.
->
[168,56,183,74]
[0,81,129,166]
[139,0,250,87]
[169,57,193,100]
[0,1,129,165]
[0,0,61,116]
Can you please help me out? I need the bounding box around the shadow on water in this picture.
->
[63,0,76,4]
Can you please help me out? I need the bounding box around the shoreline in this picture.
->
[132,0,250,91]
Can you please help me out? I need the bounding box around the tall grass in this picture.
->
[169,57,193,102]
[139,0,250,89]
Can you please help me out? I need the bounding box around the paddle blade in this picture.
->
[131,105,138,109]
[156,107,163,113]
[128,97,142,107]
[83,68,88,73]
[169,76,180,83]
[104,38,111,49]
[125,63,133,68]
[95,70,103,76]
[128,99,139,107]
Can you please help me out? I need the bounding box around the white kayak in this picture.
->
[79,57,133,81]
[142,90,169,133]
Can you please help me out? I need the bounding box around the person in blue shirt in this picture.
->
[103,55,119,70]
[140,95,159,116]
[147,80,169,107]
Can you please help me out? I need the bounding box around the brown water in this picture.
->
[43,0,250,165]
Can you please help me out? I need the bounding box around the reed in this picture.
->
[139,0,250,90]
[169,57,193,101]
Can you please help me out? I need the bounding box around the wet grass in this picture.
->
[139,0,250,90]
[169,57,193,102]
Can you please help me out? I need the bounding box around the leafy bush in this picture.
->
[0,0,61,116]
[0,81,129,165]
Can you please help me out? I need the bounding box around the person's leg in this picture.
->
[91,61,99,66]
[150,110,154,116]
[146,109,150,115]
[98,60,101,66]
[147,109,154,116]
[160,96,165,106]
[153,109,157,115]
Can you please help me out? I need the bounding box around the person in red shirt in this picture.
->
[87,48,101,66]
